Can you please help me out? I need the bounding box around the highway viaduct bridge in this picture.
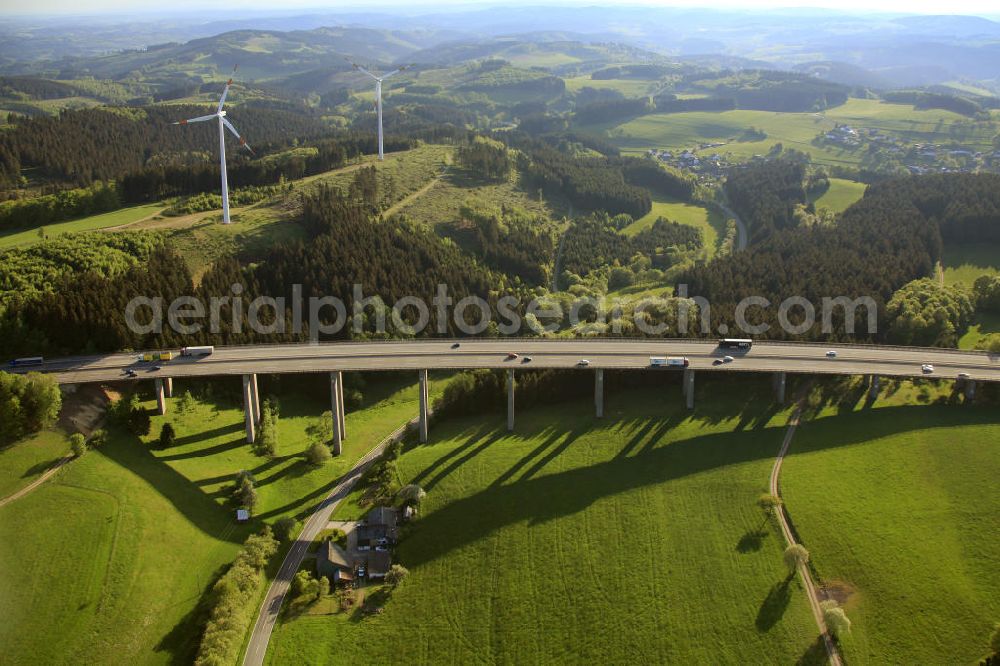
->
[24,338,1000,449]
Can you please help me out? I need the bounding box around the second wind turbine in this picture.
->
[347,59,410,160]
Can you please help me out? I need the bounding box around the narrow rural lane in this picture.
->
[769,408,844,666]
[0,455,72,508]
[242,416,420,666]
[718,202,748,251]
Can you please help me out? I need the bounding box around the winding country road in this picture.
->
[241,417,418,666]
[717,201,748,251]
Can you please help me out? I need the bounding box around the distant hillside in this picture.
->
[0,27,456,84]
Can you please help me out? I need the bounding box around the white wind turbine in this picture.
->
[346,58,410,160]
[173,66,253,225]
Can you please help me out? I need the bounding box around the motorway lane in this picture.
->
[23,339,1000,385]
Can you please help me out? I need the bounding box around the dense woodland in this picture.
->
[455,137,511,183]
[0,105,331,189]
[724,159,808,243]
[515,139,651,218]
[684,173,1000,341]
[560,214,702,280]
[456,204,553,286]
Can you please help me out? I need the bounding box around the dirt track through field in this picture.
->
[769,401,843,666]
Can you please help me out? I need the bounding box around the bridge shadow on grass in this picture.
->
[156,436,247,462]
[170,422,244,448]
[492,424,588,487]
[253,473,344,522]
[409,423,498,488]
[398,402,998,570]
[192,454,291,488]
[755,575,794,631]
[96,429,244,542]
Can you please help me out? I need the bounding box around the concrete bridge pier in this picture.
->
[248,374,261,425]
[329,372,344,455]
[336,371,346,440]
[774,372,786,404]
[164,377,173,398]
[965,379,977,401]
[595,368,604,418]
[242,374,257,444]
[507,369,515,432]
[419,369,429,443]
[683,369,695,410]
[868,374,881,401]
[154,378,167,415]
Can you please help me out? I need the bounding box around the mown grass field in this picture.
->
[0,430,70,498]
[0,372,429,664]
[942,242,1000,287]
[809,178,867,214]
[0,203,164,250]
[563,75,657,97]
[267,378,823,664]
[623,195,726,256]
[941,242,1000,349]
[600,99,996,168]
[782,399,1000,664]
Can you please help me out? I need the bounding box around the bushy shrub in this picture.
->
[69,433,87,457]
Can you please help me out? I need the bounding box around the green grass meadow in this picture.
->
[809,178,867,214]
[940,242,1000,349]
[942,243,1000,287]
[624,195,727,257]
[0,203,164,250]
[782,402,1000,664]
[599,99,996,168]
[0,372,430,664]
[0,430,71,498]
[267,377,823,664]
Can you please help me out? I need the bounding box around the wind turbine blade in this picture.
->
[382,69,401,79]
[345,57,378,80]
[174,113,217,125]
[217,64,239,112]
[222,117,254,154]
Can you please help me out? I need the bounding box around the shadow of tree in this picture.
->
[154,562,230,664]
[755,576,793,631]
[21,458,61,477]
[736,529,769,554]
[796,636,830,666]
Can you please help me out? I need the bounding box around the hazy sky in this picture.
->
[3,0,999,16]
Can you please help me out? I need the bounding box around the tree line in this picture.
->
[0,371,61,445]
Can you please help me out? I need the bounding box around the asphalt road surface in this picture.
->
[19,339,1000,385]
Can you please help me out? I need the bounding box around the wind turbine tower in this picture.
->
[347,59,410,160]
[173,66,253,224]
